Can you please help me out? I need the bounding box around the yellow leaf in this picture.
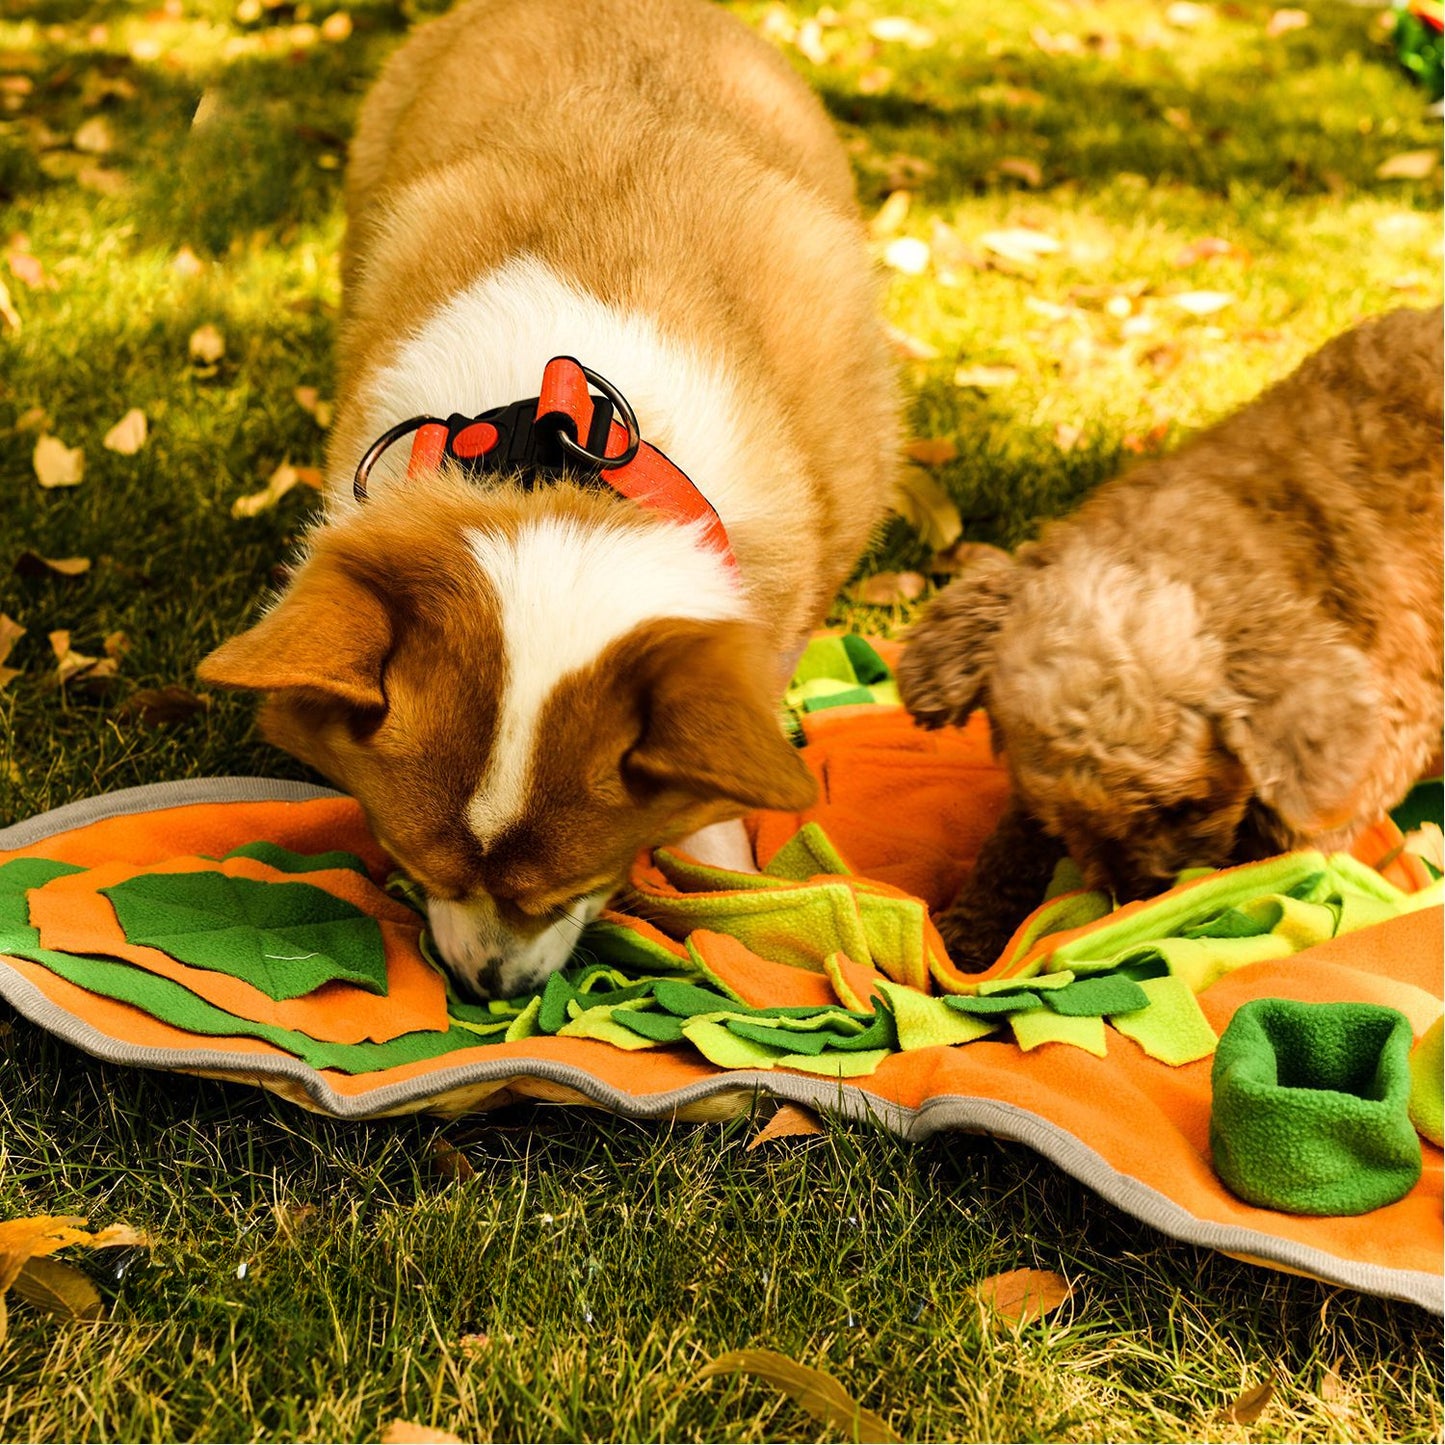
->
[890,465,962,550]
[72,115,113,155]
[232,460,303,518]
[1221,1373,1276,1425]
[882,237,929,275]
[883,324,940,361]
[1265,7,1309,37]
[11,1257,103,1321]
[994,156,1043,188]
[0,275,20,333]
[33,434,85,488]
[979,227,1061,267]
[952,364,1018,390]
[102,408,148,455]
[868,16,934,48]
[1170,290,1233,316]
[188,323,225,365]
[697,1349,901,1443]
[904,437,957,468]
[1376,150,1438,182]
[868,189,911,240]
[747,1102,824,1149]
[320,10,352,41]
[972,1267,1072,1326]
[13,551,91,579]
[378,1422,463,1444]
[0,614,25,666]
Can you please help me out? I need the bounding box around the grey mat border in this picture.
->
[2,778,1440,1316]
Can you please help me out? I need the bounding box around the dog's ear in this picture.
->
[197,559,391,711]
[896,549,1018,729]
[624,621,817,814]
[1216,639,1381,837]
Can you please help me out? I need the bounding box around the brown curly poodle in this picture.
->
[898,306,1444,969]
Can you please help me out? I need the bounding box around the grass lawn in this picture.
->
[1,0,1442,1439]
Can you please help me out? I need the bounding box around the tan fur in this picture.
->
[900,307,1444,935]
[200,0,895,991]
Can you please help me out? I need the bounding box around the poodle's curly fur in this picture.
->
[899,306,1443,967]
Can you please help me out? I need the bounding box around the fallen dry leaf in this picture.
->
[1376,150,1438,182]
[378,1422,463,1445]
[320,10,352,41]
[14,551,90,579]
[953,363,1019,390]
[979,226,1061,272]
[1170,289,1233,316]
[971,1267,1072,1326]
[231,460,306,518]
[794,18,828,64]
[119,685,211,728]
[0,1215,147,1344]
[904,437,957,468]
[293,387,333,429]
[72,115,114,155]
[890,465,962,550]
[0,614,24,691]
[1122,420,1174,454]
[104,631,129,660]
[0,276,19,333]
[994,156,1043,188]
[172,245,204,277]
[77,166,126,197]
[747,1102,824,1149]
[852,570,926,606]
[1053,421,1084,452]
[33,435,84,489]
[1221,1374,1276,1425]
[188,322,225,365]
[882,236,929,275]
[1265,7,1309,37]
[6,248,52,290]
[427,1138,476,1181]
[883,324,940,361]
[868,15,934,47]
[1165,1,1211,26]
[10,1257,103,1322]
[102,408,148,455]
[697,1349,901,1443]
[868,189,911,240]
[1173,236,1250,267]
[48,630,120,691]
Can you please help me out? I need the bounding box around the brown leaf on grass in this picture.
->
[979,226,1060,275]
[1265,7,1308,37]
[103,408,148,454]
[890,465,962,550]
[272,1203,318,1240]
[378,1422,464,1444]
[232,460,305,518]
[883,324,940,361]
[14,551,90,579]
[1376,150,1439,182]
[747,1102,824,1149]
[697,1349,901,1443]
[119,685,211,728]
[428,1138,476,1181]
[851,571,926,606]
[1221,1373,1276,1424]
[0,613,25,690]
[971,1267,1072,1326]
[48,630,120,691]
[33,435,84,488]
[994,156,1043,188]
[188,322,225,366]
[104,631,130,659]
[320,10,352,41]
[904,437,957,468]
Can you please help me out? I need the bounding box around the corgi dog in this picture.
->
[198,0,898,998]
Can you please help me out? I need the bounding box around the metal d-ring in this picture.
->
[352,414,444,502]
[554,365,642,471]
